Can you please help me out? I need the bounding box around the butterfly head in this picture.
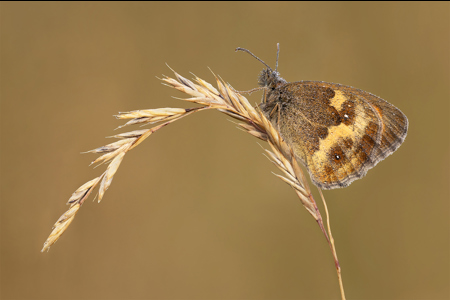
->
[258,68,286,90]
[236,44,286,91]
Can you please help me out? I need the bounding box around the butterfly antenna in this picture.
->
[275,43,280,73]
[235,47,272,70]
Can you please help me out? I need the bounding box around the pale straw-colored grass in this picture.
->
[42,69,346,299]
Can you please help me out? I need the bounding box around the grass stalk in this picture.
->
[42,69,346,299]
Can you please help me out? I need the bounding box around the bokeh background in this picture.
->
[1,2,449,299]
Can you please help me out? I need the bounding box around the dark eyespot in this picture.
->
[330,146,344,162]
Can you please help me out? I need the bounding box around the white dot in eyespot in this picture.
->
[344,114,349,119]
[335,154,340,159]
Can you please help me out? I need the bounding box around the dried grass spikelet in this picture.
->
[41,69,345,299]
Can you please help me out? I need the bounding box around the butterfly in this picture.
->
[237,45,408,189]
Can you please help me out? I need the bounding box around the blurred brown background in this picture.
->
[1,2,449,299]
